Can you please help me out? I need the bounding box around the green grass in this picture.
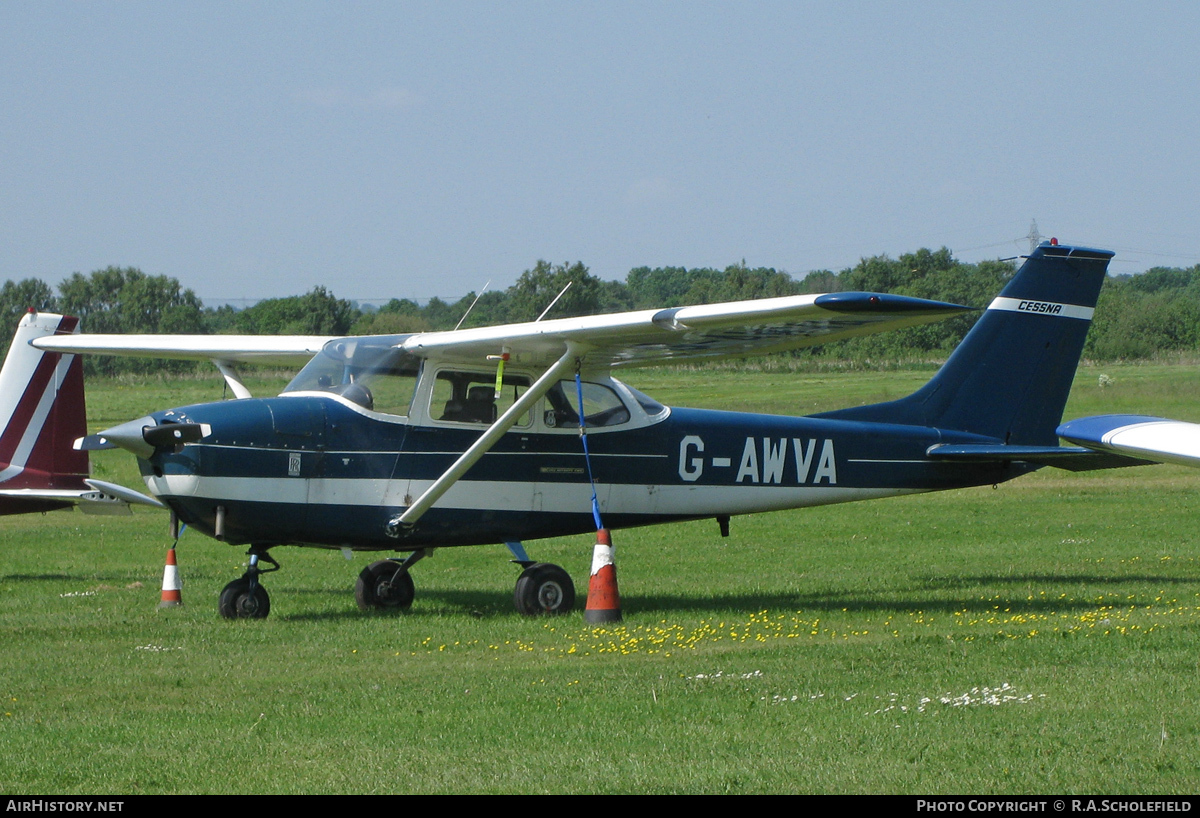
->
[3,362,1200,793]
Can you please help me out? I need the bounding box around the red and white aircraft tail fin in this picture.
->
[0,310,162,515]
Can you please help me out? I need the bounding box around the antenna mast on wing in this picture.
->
[453,280,492,331]
[536,281,572,322]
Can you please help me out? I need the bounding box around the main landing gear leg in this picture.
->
[355,549,427,612]
[218,546,279,620]
[507,542,575,616]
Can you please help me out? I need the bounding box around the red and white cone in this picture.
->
[585,528,621,624]
[158,547,182,608]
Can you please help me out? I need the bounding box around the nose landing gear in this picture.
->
[218,546,279,619]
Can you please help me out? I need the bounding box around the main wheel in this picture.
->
[514,563,575,616]
[355,560,415,611]
[218,578,271,619]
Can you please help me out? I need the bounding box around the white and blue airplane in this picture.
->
[25,241,1126,619]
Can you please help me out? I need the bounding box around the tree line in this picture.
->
[1,251,1196,374]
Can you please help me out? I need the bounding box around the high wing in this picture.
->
[32,334,334,399]
[32,291,967,383]
[400,292,968,368]
[1057,415,1200,468]
[31,334,332,365]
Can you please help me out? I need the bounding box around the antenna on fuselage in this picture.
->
[454,280,491,331]
[536,281,572,322]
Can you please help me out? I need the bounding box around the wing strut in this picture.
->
[213,360,252,399]
[395,346,579,528]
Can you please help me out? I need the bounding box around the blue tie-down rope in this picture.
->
[575,373,604,530]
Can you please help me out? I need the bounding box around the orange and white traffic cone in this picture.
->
[158,547,182,608]
[585,528,621,624]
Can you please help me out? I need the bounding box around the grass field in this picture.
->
[2,361,1200,793]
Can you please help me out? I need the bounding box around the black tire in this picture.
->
[218,578,271,619]
[514,563,575,616]
[355,560,415,611]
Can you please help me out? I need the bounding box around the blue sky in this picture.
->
[2,2,1197,305]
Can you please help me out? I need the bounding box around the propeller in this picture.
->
[74,416,211,458]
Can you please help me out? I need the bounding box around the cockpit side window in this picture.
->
[543,380,631,428]
[431,370,531,426]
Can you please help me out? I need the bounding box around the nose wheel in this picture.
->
[218,577,270,619]
[218,546,278,619]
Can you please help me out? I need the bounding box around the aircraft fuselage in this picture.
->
[140,386,1029,550]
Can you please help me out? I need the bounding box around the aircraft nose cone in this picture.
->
[91,415,159,459]
[80,416,213,459]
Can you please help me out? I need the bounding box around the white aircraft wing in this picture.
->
[32,334,333,366]
[30,292,966,372]
[402,292,969,368]
[1056,415,1200,468]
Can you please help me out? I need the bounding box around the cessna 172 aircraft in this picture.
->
[25,241,1124,619]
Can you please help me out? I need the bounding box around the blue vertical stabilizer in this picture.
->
[815,242,1113,445]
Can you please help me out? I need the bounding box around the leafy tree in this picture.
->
[57,267,205,375]
[350,298,432,335]
[798,269,840,294]
[420,297,458,330]
[597,279,634,313]
[505,261,602,321]
[1126,265,1200,294]
[234,286,357,335]
[695,262,800,303]
[625,266,697,308]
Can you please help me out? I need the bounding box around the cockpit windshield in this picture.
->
[283,337,421,416]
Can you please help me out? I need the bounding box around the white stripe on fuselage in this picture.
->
[146,473,925,517]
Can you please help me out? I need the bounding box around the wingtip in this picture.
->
[813,292,969,314]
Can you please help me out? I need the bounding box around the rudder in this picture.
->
[0,311,89,490]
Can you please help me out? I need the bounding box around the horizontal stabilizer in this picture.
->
[1057,415,1200,469]
[83,479,167,509]
[0,479,164,515]
[926,443,1154,471]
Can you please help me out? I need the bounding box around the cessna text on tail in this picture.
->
[36,242,1119,618]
